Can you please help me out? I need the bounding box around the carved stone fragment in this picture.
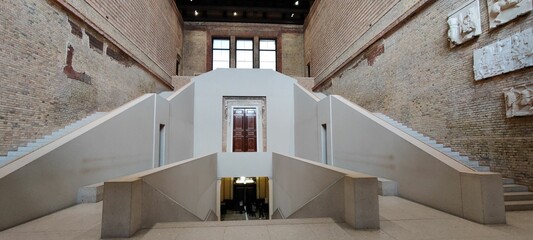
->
[473,28,533,80]
[504,83,533,118]
[487,0,532,29]
[447,0,482,47]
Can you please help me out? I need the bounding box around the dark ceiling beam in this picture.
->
[175,0,312,25]
[178,5,308,14]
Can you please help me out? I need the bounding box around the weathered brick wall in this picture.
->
[315,0,533,188]
[304,0,399,77]
[181,22,305,77]
[0,0,170,155]
[182,30,208,76]
[282,33,305,77]
[85,0,183,77]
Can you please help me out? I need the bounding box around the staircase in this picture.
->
[374,113,533,211]
[0,112,107,168]
[503,178,533,211]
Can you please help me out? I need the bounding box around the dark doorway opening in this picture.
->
[220,177,269,221]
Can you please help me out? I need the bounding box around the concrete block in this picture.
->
[77,182,104,203]
[378,178,398,196]
[344,176,380,229]
[460,172,506,224]
[101,179,143,238]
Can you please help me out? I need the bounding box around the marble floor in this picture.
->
[1,196,532,240]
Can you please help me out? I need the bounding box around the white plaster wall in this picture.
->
[317,96,333,164]
[218,152,272,178]
[293,84,320,162]
[0,94,162,230]
[152,95,170,167]
[327,95,474,217]
[167,83,195,163]
[192,69,296,157]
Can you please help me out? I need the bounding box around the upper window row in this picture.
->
[212,39,276,71]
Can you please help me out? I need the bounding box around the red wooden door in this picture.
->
[233,108,257,152]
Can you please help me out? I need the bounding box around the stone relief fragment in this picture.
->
[447,0,482,46]
[504,83,533,118]
[487,0,532,29]
[473,27,533,80]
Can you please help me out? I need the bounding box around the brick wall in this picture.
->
[0,0,170,155]
[85,0,183,77]
[304,0,400,78]
[181,22,305,77]
[312,0,533,188]
[182,30,208,76]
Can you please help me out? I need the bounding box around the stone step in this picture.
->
[7,151,27,157]
[16,146,36,152]
[444,151,461,158]
[472,166,490,172]
[27,142,45,148]
[424,139,437,145]
[502,178,515,185]
[417,136,431,142]
[429,143,444,148]
[43,135,59,140]
[378,178,398,196]
[0,156,15,167]
[504,192,533,201]
[504,184,530,193]
[440,147,452,153]
[460,161,479,167]
[505,200,533,211]
[77,182,104,203]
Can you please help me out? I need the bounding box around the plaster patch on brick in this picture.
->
[68,19,82,39]
[63,44,91,84]
[366,44,385,66]
[106,45,134,67]
[87,31,103,53]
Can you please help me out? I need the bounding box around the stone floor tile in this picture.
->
[174,227,225,240]
[267,224,319,240]
[223,225,270,240]
[339,222,397,240]
[379,196,454,221]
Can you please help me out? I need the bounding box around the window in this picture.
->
[211,37,277,71]
[236,39,253,69]
[259,39,276,70]
[212,39,230,69]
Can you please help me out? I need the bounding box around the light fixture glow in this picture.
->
[236,176,254,184]
[194,10,199,16]
[233,11,238,16]
[294,1,299,6]
[291,13,295,18]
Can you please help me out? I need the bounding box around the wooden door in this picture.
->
[233,108,257,152]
